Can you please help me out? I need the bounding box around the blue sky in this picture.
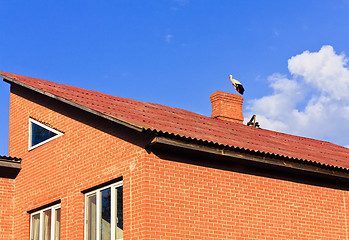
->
[1,0,349,156]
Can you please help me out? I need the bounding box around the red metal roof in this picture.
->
[1,71,349,170]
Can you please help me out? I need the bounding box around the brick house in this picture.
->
[0,71,348,240]
[0,156,21,240]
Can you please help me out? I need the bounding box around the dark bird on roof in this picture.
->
[228,75,244,95]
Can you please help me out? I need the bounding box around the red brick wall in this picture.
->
[0,177,15,240]
[142,156,349,239]
[8,85,349,239]
[9,86,152,239]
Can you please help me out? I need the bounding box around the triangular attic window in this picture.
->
[29,118,64,150]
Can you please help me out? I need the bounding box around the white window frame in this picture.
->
[29,203,61,240]
[28,118,64,151]
[84,181,123,240]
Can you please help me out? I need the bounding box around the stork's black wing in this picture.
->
[236,84,244,95]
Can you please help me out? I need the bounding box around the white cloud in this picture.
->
[288,45,349,100]
[273,29,279,37]
[246,45,349,147]
[165,34,173,43]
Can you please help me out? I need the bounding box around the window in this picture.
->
[29,118,64,150]
[30,203,61,240]
[85,181,123,240]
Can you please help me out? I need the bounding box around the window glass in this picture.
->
[29,118,63,150]
[85,181,123,240]
[115,186,123,239]
[43,209,52,240]
[101,188,111,240]
[31,213,40,240]
[30,204,60,240]
[31,122,57,147]
[55,208,61,240]
[87,194,97,240]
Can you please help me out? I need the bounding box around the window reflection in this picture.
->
[116,186,123,239]
[101,188,111,240]
[31,122,57,146]
[85,182,123,240]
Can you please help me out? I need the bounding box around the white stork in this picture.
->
[228,75,244,95]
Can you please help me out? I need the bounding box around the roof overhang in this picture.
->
[146,136,349,188]
[0,157,21,179]
[2,76,144,132]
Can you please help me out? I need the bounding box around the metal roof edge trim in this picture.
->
[145,128,349,172]
[2,76,144,132]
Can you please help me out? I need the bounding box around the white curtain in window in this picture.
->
[87,194,97,240]
[55,208,61,240]
[31,214,40,240]
[43,209,52,240]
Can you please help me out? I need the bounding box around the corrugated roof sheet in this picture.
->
[1,71,349,170]
[0,155,21,163]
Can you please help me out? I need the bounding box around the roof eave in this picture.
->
[0,158,21,179]
[147,136,349,181]
[2,76,144,132]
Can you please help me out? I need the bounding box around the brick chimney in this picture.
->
[210,91,244,123]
